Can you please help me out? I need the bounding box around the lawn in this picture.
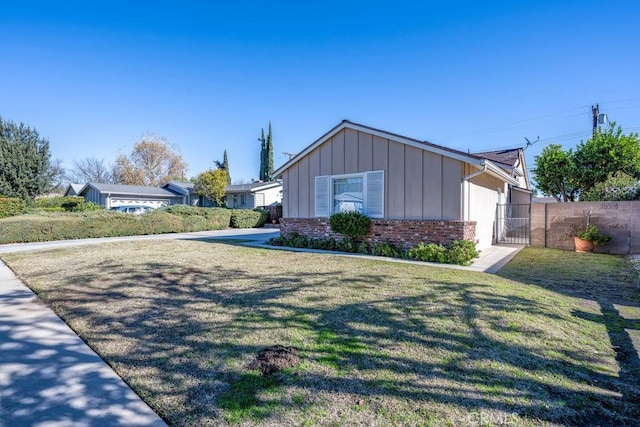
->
[2,243,639,426]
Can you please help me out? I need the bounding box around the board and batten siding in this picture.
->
[282,128,463,220]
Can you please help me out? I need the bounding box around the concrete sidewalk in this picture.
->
[0,262,166,427]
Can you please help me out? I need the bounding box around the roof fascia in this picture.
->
[273,121,483,177]
[483,160,521,186]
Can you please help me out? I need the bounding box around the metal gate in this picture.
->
[495,204,531,245]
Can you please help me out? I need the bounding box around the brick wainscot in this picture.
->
[280,218,477,248]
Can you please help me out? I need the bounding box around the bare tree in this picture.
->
[68,157,114,184]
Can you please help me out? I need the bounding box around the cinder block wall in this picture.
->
[531,201,640,254]
[280,218,477,249]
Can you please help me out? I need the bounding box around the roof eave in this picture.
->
[482,160,521,186]
[273,121,483,178]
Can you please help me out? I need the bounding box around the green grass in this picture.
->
[2,243,639,426]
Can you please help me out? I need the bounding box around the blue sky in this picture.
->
[2,1,639,185]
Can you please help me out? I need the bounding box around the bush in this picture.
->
[576,224,611,246]
[230,209,269,228]
[0,198,26,219]
[407,240,479,265]
[445,240,480,265]
[31,196,102,212]
[329,212,371,239]
[266,231,478,266]
[371,241,404,258]
[407,243,447,263]
[162,205,232,230]
[583,172,640,201]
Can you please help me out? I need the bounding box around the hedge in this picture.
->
[0,198,26,219]
[31,196,103,212]
[230,209,269,228]
[0,206,270,244]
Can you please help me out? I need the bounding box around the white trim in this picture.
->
[482,160,520,186]
[318,170,384,219]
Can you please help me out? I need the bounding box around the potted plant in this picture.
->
[573,212,610,252]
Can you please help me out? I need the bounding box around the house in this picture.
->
[63,183,84,197]
[78,182,184,209]
[272,120,531,250]
[162,182,217,207]
[225,181,282,209]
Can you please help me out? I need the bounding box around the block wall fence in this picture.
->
[531,201,640,255]
[279,218,477,249]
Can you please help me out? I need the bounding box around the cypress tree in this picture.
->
[266,121,274,181]
[259,128,266,181]
[222,150,231,184]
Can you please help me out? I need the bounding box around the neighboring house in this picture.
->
[226,181,282,209]
[162,182,217,207]
[78,183,184,209]
[272,120,531,250]
[63,183,84,197]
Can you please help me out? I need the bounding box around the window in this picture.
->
[333,176,363,213]
[315,170,384,218]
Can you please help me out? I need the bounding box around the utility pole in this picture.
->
[591,103,599,136]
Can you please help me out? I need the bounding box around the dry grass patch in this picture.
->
[2,242,639,426]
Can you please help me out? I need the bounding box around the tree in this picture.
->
[0,117,53,200]
[194,168,229,206]
[258,122,274,181]
[573,124,640,194]
[112,133,187,186]
[214,150,231,185]
[259,128,266,181]
[533,144,579,202]
[533,124,640,201]
[583,172,640,201]
[266,122,274,181]
[69,157,114,184]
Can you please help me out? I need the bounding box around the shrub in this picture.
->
[31,196,103,212]
[329,212,371,239]
[286,232,309,248]
[0,207,236,244]
[407,240,479,265]
[576,224,611,246]
[230,209,269,228]
[0,198,26,219]
[371,241,404,258]
[308,237,337,251]
[407,242,447,263]
[162,205,232,230]
[445,240,480,265]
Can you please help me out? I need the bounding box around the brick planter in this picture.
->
[279,218,476,248]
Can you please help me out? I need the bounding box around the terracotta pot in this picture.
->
[574,236,595,253]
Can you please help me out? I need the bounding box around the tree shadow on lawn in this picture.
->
[497,250,640,424]
[21,252,640,426]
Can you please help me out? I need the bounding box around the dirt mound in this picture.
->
[248,345,300,376]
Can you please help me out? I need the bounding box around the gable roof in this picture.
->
[273,120,520,186]
[473,148,522,168]
[162,181,196,195]
[64,183,84,196]
[225,181,282,193]
[78,182,180,197]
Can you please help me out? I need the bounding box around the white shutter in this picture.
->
[315,175,330,217]
[366,170,384,218]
